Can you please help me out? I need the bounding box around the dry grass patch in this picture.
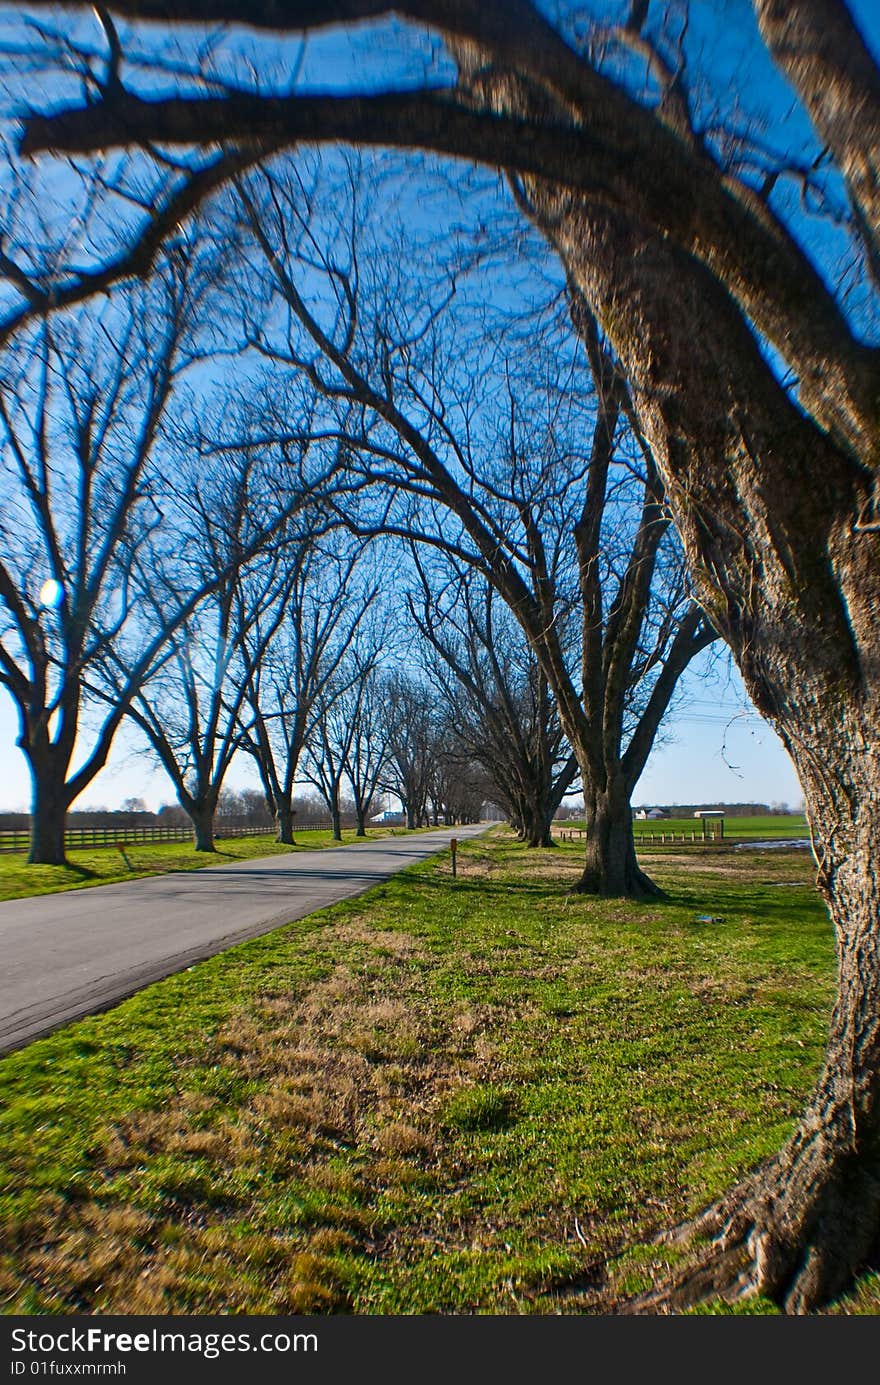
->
[373,1123,434,1158]
[1,910,493,1313]
[452,858,495,881]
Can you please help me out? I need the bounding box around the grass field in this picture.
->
[2,826,874,1315]
[0,826,431,903]
[556,814,809,842]
[633,814,808,841]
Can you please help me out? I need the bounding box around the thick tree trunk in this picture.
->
[577,779,658,898]
[520,797,555,848]
[522,180,880,1311]
[528,822,554,848]
[644,726,880,1314]
[275,802,296,845]
[188,803,216,853]
[354,803,367,837]
[27,770,68,866]
[446,38,880,1307]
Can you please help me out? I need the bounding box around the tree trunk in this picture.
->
[354,802,367,837]
[28,769,68,866]
[535,821,554,849]
[520,796,555,848]
[525,822,554,848]
[577,779,659,898]
[524,180,880,1311]
[275,802,296,845]
[329,788,342,842]
[188,803,216,853]
[647,725,880,1314]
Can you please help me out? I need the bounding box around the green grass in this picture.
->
[1,828,871,1315]
[636,814,809,840]
[556,814,809,842]
[0,825,434,902]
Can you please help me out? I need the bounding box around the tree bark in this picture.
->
[275,802,296,845]
[329,788,342,842]
[188,802,216,853]
[644,718,880,1315]
[518,794,555,848]
[27,767,68,866]
[754,0,880,287]
[527,820,554,849]
[578,777,658,898]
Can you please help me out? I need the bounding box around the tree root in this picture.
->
[620,1156,880,1315]
[571,864,664,900]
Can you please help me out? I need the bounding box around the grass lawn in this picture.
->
[0,826,431,903]
[1,828,875,1316]
[556,814,809,842]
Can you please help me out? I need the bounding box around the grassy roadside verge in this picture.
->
[2,829,874,1315]
[0,826,439,903]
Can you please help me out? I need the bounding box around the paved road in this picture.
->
[0,825,487,1055]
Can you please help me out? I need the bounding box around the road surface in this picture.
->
[0,825,487,1054]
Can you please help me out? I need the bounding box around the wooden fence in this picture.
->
[553,827,721,844]
[0,822,336,855]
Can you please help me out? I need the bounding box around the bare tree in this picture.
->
[301,618,385,839]
[12,0,880,1315]
[342,667,392,836]
[0,257,209,864]
[118,449,299,851]
[301,689,354,844]
[215,787,275,829]
[426,732,493,826]
[227,163,714,893]
[379,671,440,831]
[238,533,379,843]
[408,557,578,847]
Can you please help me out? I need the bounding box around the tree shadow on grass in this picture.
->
[400,872,587,903]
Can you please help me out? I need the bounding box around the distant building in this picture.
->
[635,807,665,820]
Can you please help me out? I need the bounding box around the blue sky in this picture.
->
[0,660,803,814]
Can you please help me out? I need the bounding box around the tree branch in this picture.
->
[754,0,880,287]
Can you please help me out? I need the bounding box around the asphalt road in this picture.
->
[0,824,487,1055]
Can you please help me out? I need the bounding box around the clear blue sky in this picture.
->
[0,660,803,814]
